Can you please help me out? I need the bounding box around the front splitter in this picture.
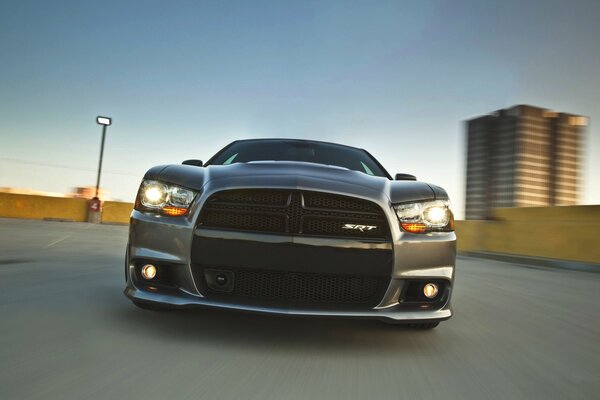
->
[124,286,452,323]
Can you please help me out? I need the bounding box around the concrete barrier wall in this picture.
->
[456,205,600,264]
[0,193,89,222]
[102,201,133,224]
[1,193,598,263]
[0,193,133,224]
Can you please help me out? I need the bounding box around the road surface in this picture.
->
[0,219,598,399]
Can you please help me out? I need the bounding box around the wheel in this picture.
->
[132,300,167,311]
[405,322,439,329]
[383,321,440,329]
[124,245,129,282]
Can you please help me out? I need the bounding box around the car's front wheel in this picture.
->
[405,322,439,329]
[132,300,167,311]
[384,321,440,329]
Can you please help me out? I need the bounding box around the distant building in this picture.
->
[465,105,587,220]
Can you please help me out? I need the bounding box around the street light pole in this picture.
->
[94,116,112,199]
[95,123,107,198]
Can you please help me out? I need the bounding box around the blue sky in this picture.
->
[1,0,599,217]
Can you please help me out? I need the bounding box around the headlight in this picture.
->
[140,182,169,207]
[394,200,454,233]
[135,180,197,216]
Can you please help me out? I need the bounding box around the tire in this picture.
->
[124,245,129,283]
[405,322,439,329]
[383,321,440,329]
[132,300,166,311]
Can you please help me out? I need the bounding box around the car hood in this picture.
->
[148,161,441,204]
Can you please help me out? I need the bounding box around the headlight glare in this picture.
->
[136,180,196,216]
[394,200,453,233]
[423,201,451,227]
[141,181,168,208]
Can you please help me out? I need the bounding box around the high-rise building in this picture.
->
[465,105,587,220]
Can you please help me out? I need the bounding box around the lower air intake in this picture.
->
[202,267,389,307]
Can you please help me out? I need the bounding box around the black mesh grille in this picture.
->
[201,267,389,307]
[208,190,289,206]
[202,211,286,233]
[199,189,390,240]
[304,192,381,213]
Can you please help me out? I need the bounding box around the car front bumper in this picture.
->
[125,198,456,323]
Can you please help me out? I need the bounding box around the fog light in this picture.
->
[423,283,439,299]
[141,264,157,280]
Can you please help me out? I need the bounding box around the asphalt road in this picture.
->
[0,218,598,400]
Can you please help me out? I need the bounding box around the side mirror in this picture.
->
[182,159,203,167]
[395,173,417,181]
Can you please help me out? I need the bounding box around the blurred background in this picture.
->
[1,0,599,219]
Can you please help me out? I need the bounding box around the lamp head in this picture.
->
[96,116,112,126]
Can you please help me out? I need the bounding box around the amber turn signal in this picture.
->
[162,206,188,216]
[400,223,427,233]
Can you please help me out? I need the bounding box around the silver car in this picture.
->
[124,139,455,329]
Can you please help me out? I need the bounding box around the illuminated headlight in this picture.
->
[394,200,454,233]
[140,182,169,207]
[136,180,197,216]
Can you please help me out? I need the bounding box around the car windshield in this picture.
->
[207,140,390,178]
